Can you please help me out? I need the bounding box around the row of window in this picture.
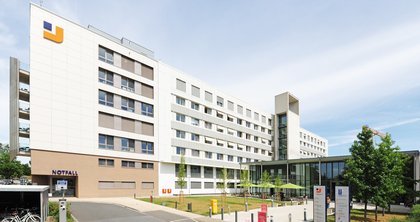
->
[99,90,154,117]
[99,68,154,98]
[300,132,326,147]
[175,79,272,126]
[300,150,323,158]
[175,181,238,189]
[98,181,154,189]
[175,97,272,136]
[99,46,154,81]
[175,146,264,162]
[175,164,240,179]
[300,141,326,153]
[98,158,154,169]
[98,134,154,154]
[99,112,154,136]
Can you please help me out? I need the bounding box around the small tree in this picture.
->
[344,126,379,221]
[239,169,252,204]
[217,168,228,208]
[260,170,272,199]
[0,150,23,179]
[177,155,187,203]
[274,175,283,201]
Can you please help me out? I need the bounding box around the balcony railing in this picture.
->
[19,101,30,113]
[19,82,30,93]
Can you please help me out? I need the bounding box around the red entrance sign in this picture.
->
[162,189,166,193]
[258,211,267,222]
[167,189,172,194]
[261,204,267,212]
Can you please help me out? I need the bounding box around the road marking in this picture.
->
[169,218,195,222]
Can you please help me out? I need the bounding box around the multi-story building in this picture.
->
[9,4,328,197]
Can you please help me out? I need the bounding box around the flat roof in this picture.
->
[0,185,49,192]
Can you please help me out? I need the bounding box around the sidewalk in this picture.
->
[52,197,222,222]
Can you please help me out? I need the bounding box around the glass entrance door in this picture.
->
[52,177,76,197]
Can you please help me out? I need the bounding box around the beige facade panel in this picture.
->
[141,83,154,99]
[141,65,154,80]
[31,150,158,198]
[121,56,135,73]
[121,117,135,133]
[142,122,154,136]
[99,112,114,129]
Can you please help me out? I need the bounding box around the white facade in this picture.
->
[11,4,328,197]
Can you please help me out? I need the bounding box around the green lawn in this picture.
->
[139,195,293,216]
[327,209,408,222]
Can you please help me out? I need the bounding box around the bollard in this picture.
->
[245,202,248,212]
[175,201,178,210]
[288,213,292,222]
[304,208,307,221]
[150,195,153,203]
[271,199,274,207]
[221,207,224,220]
[209,206,212,218]
[187,202,192,212]
[251,213,254,222]
[270,215,273,222]
[235,211,238,222]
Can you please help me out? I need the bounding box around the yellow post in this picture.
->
[211,199,218,214]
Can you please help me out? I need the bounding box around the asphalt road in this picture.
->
[70,202,197,222]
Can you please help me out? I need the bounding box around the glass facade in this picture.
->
[277,114,287,160]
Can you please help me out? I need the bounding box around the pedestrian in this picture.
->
[326,195,331,209]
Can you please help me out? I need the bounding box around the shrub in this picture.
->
[48,202,73,222]
[409,204,420,221]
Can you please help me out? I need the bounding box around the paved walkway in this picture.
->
[222,201,313,222]
[52,197,222,222]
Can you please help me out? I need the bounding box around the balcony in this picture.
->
[19,101,30,120]
[19,122,30,138]
[19,82,30,102]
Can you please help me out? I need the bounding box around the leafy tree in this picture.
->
[260,170,272,199]
[177,155,187,203]
[217,168,228,208]
[0,150,23,179]
[344,126,379,221]
[239,169,252,203]
[274,175,283,201]
[22,163,31,176]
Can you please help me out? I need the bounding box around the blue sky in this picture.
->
[0,0,419,156]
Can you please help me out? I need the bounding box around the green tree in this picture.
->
[260,170,272,199]
[0,150,23,179]
[22,163,31,176]
[177,155,187,203]
[239,170,252,204]
[372,134,408,220]
[344,126,379,221]
[217,168,228,208]
[274,175,283,201]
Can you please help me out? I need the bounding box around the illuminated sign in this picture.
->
[43,21,63,43]
[52,170,78,176]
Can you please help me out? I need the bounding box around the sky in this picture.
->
[0,0,420,156]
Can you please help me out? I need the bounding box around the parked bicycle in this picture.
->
[1,208,41,222]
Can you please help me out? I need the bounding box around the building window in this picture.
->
[246,146,251,152]
[268,118,272,125]
[237,118,242,125]
[237,157,243,163]
[192,149,200,157]
[98,158,114,167]
[205,138,213,144]
[121,160,135,168]
[217,153,223,160]
[228,101,234,111]
[227,116,234,122]
[191,182,201,189]
[121,97,135,112]
[261,127,265,133]
[121,76,135,92]
[254,125,259,130]
[204,167,213,178]
[246,109,251,118]
[262,115,266,123]
[191,165,201,178]
[142,162,154,169]
[121,138,135,152]
[176,79,186,92]
[99,134,114,149]
[254,136,259,142]
[254,112,259,121]
[176,96,185,106]
[98,46,113,64]
[191,85,200,97]
[176,130,186,139]
[191,133,200,142]
[216,112,224,119]
[204,182,214,189]
[191,118,199,126]
[191,102,199,110]
[141,103,154,117]
[228,155,233,162]
[237,131,243,138]
[205,91,213,102]
[176,113,186,122]
[142,182,154,189]
[205,122,212,129]
[246,121,251,128]
[98,90,113,107]
[204,107,212,115]
[176,147,186,155]
[254,148,259,154]
[237,105,243,114]
[216,96,224,107]
[205,152,212,159]
[141,141,154,154]
[98,68,113,85]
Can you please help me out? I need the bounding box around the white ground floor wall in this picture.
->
[158,162,242,196]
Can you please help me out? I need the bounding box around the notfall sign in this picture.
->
[335,186,350,222]
[52,170,78,176]
[313,185,326,222]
